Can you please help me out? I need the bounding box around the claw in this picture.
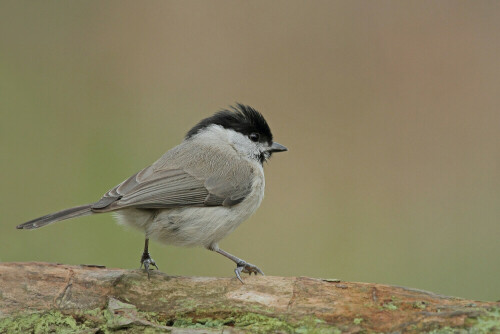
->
[234,260,264,283]
[235,267,244,284]
[140,252,158,279]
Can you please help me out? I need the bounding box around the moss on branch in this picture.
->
[0,262,499,333]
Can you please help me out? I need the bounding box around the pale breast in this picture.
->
[146,163,265,248]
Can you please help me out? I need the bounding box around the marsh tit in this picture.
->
[17,104,287,282]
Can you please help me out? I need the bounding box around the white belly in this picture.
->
[113,168,265,248]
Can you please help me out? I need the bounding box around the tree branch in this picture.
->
[0,262,498,333]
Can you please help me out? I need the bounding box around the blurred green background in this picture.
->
[1,1,500,301]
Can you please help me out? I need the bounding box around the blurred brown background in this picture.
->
[1,1,499,301]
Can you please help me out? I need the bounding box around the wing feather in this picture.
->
[91,141,254,212]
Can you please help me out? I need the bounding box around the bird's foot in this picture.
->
[234,260,264,283]
[140,252,158,278]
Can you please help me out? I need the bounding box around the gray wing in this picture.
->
[91,165,253,212]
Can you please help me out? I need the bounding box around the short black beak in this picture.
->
[268,142,288,153]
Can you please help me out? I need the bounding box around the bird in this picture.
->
[17,104,287,282]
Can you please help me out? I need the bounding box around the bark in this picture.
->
[0,262,498,333]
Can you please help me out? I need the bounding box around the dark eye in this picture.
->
[249,133,260,142]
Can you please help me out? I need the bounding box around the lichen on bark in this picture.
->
[0,262,499,333]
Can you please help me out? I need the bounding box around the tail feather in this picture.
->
[17,204,94,230]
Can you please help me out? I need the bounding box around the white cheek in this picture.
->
[227,131,260,157]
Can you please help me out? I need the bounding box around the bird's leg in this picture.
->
[140,238,158,278]
[209,245,264,283]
